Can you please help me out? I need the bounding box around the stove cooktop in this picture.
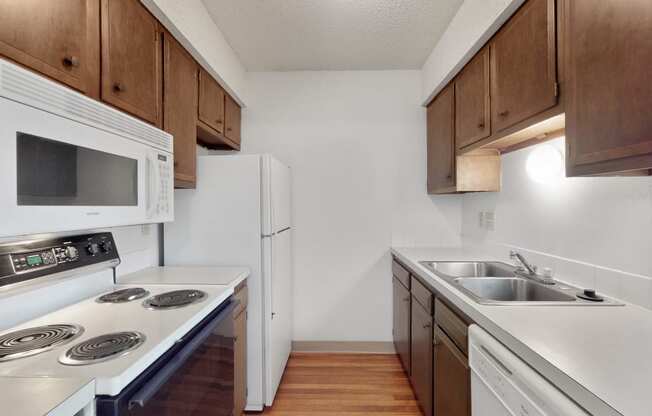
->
[142,289,207,310]
[0,284,232,396]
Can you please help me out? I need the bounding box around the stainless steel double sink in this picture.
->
[419,261,622,306]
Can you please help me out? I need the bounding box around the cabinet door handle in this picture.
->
[446,174,452,180]
[403,296,410,302]
[62,56,80,68]
[478,120,485,129]
[423,323,431,329]
[227,127,233,132]
[215,119,223,124]
[498,110,509,117]
[113,82,126,93]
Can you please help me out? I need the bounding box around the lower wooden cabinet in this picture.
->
[410,297,433,416]
[392,276,411,374]
[434,326,471,416]
[233,282,248,416]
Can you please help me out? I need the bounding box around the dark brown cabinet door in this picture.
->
[225,94,242,146]
[455,47,490,149]
[427,84,456,194]
[410,300,433,416]
[565,0,652,175]
[163,33,198,189]
[101,0,162,126]
[393,277,410,375]
[234,308,247,416]
[0,0,100,97]
[198,67,225,134]
[490,0,557,133]
[434,326,470,416]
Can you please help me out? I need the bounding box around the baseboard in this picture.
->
[291,340,396,354]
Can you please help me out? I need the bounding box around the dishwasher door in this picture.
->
[468,325,588,416]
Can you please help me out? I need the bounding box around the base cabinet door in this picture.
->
[393,277,410,374]
[434,326,470,416]
[234,307,247,416]
[410,299,433,416]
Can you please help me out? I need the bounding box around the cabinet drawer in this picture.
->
[435,298,468,355]
[392,259,410,289]
[234,281,248,317]
[411,276,433,315]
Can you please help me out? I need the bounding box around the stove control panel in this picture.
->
[0,232,119,287]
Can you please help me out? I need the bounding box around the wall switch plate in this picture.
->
[141,224,151,236]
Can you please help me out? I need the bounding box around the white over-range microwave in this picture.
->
[0,59,174,238]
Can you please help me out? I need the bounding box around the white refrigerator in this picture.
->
[164,154,293,410]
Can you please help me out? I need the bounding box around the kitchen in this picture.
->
[0,0,650,415]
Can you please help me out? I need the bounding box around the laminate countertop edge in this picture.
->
[391,246,652,416]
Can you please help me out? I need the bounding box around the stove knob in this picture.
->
[65,246,79,259]
[86,243,99,256]
[99,241,113,253]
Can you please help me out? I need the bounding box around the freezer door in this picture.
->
[262,155,292,235]
[264,228,293,405]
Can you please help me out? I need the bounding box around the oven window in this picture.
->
[17,132,138,206]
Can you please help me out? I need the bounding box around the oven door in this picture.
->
[0,96,173,238]
[96,299,237,416]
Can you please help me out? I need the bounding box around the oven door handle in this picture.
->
[127,299,238,410]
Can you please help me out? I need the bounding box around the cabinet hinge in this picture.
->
[554,82,559,97]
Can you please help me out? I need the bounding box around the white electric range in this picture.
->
[0,232,238,416]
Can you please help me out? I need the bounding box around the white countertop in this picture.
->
[392,246,652,416]
[118,266,250,286]
[0,377,94,416]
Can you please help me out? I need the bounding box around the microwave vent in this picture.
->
[0,59,172,153]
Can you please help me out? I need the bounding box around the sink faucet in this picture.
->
[509,250,555,285]
[510,250,537,275]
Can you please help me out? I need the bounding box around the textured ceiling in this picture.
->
[202,0,464,71]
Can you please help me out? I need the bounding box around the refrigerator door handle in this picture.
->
[262,227,291,238]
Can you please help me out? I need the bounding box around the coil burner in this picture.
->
[96,288,150,303]
[143,290,207,310]
[59,331,145,365]
[0,324,84,362]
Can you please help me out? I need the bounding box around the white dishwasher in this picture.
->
[469,325,588,416]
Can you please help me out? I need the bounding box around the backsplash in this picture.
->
[462,138,652,309]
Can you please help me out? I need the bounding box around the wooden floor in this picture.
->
[254,352,422,415]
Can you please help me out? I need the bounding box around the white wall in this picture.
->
[240,71,462,342]
[141,0,248,105]
[462,138,652,308]
[421,0,524,104]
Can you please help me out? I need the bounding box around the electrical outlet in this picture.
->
[484,211,495,231]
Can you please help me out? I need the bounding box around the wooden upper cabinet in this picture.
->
[565,0,652,176]
[163,32,198,189]
[198,67,225,134]
[455,47,490,150]
[427,84,456,194]
[100,0,162,126]
[225,94,242,146]
[490,0,557,133]
[0,0,100,97]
